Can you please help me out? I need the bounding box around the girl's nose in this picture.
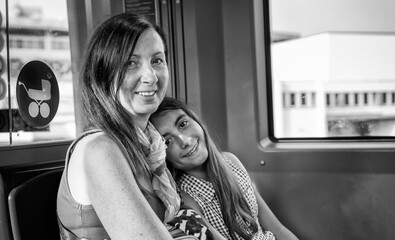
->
[178,134,192,148]
[140,64,158,85]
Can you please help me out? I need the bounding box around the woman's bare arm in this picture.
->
[83,134,173,240]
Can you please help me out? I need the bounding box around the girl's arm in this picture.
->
[82,134,173,240]
[181,191,227,240]
[252,183,299,240]
[222,152,299,240]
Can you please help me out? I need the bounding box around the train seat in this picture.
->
[8,168,63,240]
[0,173,12,240]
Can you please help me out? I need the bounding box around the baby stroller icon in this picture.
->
[18,79,51,118]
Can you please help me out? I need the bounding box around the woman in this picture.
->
[57,13,181,239]
[150,97,299,240]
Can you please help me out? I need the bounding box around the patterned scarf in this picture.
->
[137,122,181,223]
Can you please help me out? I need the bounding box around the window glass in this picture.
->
[270,0,395,138]
[0,0,75,145]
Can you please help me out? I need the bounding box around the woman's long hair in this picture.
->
[150,97,258,239]
[81,13,168,191]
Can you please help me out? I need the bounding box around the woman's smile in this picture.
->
[136,90,157,97]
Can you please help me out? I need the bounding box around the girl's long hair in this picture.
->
[81,13,168,191]
[150,97,258,239]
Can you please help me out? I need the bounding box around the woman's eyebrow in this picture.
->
[129,54,140,59]
[153,51,165,56]
[130,52,164,59]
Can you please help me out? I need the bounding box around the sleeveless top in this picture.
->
[179,156,275,240]
[56,130,166,239]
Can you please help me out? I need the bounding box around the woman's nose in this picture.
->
[140,64,158,85]
[178,134,192,148]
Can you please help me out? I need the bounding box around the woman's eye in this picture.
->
[127,60,138,66]
[152,57,164,65]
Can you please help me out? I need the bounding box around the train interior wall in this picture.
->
[0,1,394,240]
[184,0,395,239]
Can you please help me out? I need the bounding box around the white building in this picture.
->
[272,32,395,137]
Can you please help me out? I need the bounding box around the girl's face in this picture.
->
[118,28,169,124]
[151,109,209,174]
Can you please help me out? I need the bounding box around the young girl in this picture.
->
[150,97,299,240]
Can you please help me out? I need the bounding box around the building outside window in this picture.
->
[270,0,395,138]
[0,0,75,145]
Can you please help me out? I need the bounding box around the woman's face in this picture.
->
[151,109,209,173]
[118,28,169,123]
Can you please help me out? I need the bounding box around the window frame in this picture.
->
[0,0,78,147]
[253,0,395,151]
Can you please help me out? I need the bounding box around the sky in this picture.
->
[271,0,395,37]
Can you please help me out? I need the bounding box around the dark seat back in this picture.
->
[0,173,12,240]
[8,168,63,240]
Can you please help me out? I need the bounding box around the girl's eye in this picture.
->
[179,120,188,129]
[164,138,173,146]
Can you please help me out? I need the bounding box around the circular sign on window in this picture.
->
[0,77,5,100]
[16,61,59,129]
[0,55,5,75]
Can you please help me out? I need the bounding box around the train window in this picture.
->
[269,0,395,139]
[0,0,75,145]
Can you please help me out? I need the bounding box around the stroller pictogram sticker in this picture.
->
[16,61,59,129]
[18,79,51,118]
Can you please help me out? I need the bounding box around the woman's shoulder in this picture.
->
[72,131,124,167]
[84,132,118,151]
[67,131,128,205]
